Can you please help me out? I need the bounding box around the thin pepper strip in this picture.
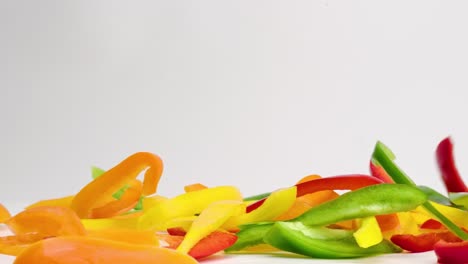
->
[247,175,383,213]
[177,200,244,254]
[6,206,86,237]
[139,186,242,231]
[434,240,468,264]
[0,203,11,223]
[91,179,143,218]
[71,152,163,218]
[224,187,297,229]
[391,232,461,253]
[372,141,468,240]
[436,137,468,193]
[13,236,198,264]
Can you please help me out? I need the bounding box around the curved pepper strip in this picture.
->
[91,179,143,218]
[6,206,86,237]
[263,221,400,259]
[391,231,461,253]
[372,141,468,240]
[223,187,297,230]
[139,186,242,231]
[81,212,142,230]
[25,195,74,210]
[177,200,244,254]
[0,203,11,223]
[370,161,394,183]
[247,175,383,213]
[434,240,468,264]
[13,236,198,264]
[353,216,383,248]
[71,152,163,218]
[87,229,159,246]
[164,231,238,259]
[436,137,468,193]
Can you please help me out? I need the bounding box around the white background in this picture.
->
[2,1,468,211]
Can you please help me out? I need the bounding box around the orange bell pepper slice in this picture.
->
[87,229,159,246]
[71,152,163,218]
[184,183,208,192]
[91,179,143,218]
[6,206,86,237]
[0,203,11,223]
[25,195,74,209]
[13,236,198,264]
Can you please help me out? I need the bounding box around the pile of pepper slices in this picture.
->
[0,137,467,263]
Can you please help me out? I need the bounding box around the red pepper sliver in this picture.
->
[391,232,462,253]
[369,161,394,183]
[434,240,468,264]
[421,219,444,230]
[167,227,187,236]
[436,137,468,193]
[247,175,383,213]
[165,231,237,259]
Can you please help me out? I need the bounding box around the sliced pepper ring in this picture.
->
[71,152,163,218]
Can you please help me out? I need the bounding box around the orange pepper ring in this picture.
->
[71,152,163,218]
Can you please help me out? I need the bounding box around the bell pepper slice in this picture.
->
[247,175,383,213]
[434,240,468,264]
[263,221,401,259]
[449,192,468,208]
[87,229,159,246]
[164,231,238,259]
[177,200,244,254]
[25,195,74,210]
[391,232,462,253]
[372,141,468,240]
[0,203,11,223]
[353,216,383,248]
[224,187,296,229]
[71,152,164,218]
[370,161,394,183]
[184,183,208,192]
[81,212,141,230]
[139,186,242,230]
[225,222,274,252]
[6,206,86,237]
[275,190,339,221]
[13,236,198,264]
[90,179,143,218]
[292,184,427,227]
[436,137,468,193]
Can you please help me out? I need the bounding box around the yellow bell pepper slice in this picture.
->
[177,200,245,254]
[139,186,242,230]
[223,186,297,229]
[353,216,383,248]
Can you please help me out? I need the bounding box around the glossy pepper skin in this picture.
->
[372,141,468,240]
[71,152,163,219]
[264,222,400,258]
[13,236,198,264]
[292,184,427,226]
[228,184,427,253]
[247,175,383,213]
[436,137,468,193]
[434,240,468,264]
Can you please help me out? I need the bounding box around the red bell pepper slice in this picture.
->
[434,240,468,264]
[247,175,383,213]
[391,232,462,253]
[163,231,238,259]
[436,137,468,193]
[369,161,394,183]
